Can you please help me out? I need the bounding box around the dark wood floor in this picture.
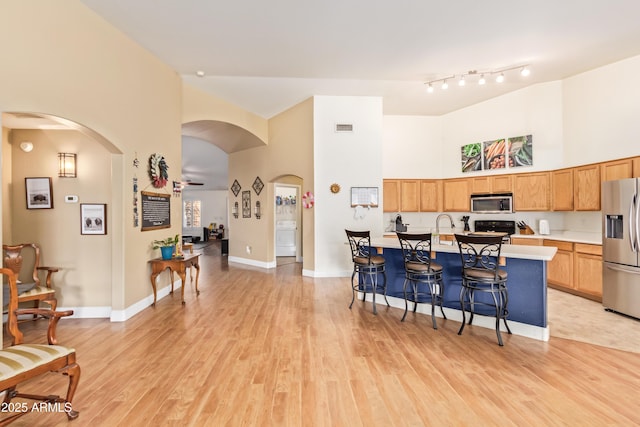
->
[4,243,640,426]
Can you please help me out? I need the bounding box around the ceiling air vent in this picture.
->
[335,123,353,133]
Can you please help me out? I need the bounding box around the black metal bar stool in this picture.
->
[396,232,446,329]
[345,229,389,314]
[454,233,512,346]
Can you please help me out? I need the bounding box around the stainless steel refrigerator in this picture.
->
[602,178,640,319]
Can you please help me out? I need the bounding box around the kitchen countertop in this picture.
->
[383,230,602,245]
[372,237,557,261]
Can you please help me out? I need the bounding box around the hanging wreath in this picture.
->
[148,153,169,188]
[302,191,314,209]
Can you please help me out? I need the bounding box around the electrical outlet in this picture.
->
[246,245,252,254]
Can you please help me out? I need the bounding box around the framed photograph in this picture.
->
[81,203,107,235]
[242,191,251,218]
[350,187,379,207]
[25,177,53,209]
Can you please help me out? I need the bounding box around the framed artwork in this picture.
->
[483,138,506,170]
[25,177,53,209]
[350,187,379,207]
[508,134,533,167]
[81,203,107,235]
[252,176,264,195]
[231,179,241,197]
[242,191,251,218]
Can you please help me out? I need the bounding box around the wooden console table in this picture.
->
[149,254,200,305]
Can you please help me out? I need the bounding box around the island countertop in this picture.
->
[372,237,557,261]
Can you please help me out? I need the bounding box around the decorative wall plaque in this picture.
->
[252,176,264,195]
[231,179,241,197]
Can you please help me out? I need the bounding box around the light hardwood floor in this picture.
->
[4,244,640,426]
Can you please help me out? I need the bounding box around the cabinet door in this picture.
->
[419,180,441,212]
[601,159,633,182]
[383,180,401,212]
[514,172,550,211]
[400,180,420,212]
[574,164,600,211]
[443,179,469,212]
[551,168,574,211]
[510,237,542,246]
[634,157,640,178]
[544,240,574,289]
[574,244,603,300]
[490,175,512,193]
[470,177,491,194]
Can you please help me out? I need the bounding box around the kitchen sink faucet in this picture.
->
[436,213,455,235]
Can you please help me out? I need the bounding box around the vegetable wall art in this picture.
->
[461,134,532,173]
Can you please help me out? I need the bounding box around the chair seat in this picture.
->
[463,267,508,281]
[406,261,442,273]
[0,344,75,381]
[2,282,41,306]
[354,255,385,266]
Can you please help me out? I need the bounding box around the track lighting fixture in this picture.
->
[423,64,530,93]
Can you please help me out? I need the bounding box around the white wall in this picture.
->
[182,190,228,240]
[313,96,384,276]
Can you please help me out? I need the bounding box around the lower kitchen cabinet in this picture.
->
[543,239,602,302]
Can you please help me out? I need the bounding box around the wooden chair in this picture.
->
[0,267,80,425]
[2,244,58,318]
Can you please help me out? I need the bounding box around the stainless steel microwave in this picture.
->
[470,193,513,213]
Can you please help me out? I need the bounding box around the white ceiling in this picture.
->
[9,1,640,191]
[81,0,640,117]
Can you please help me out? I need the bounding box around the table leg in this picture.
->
[150,272,159,306]
[177,270,187,305]
[193,262,200,296]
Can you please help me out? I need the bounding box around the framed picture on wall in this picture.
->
[25,177,53,209]
[242,191,251,218]
[81,203,107,235]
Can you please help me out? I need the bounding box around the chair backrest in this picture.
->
[345,229,373,262]
[2,243,41,286]
[454,234,504,279]
[396,232,436,270]
[1,267,26,345]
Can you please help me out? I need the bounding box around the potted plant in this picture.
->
[152,234,180,260]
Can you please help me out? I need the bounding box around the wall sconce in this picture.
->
[19,141,34,152]
[232,201,239,218]
[58,153,77,178]
[255,201,261,219]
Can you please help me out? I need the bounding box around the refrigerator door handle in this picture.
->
[630,194,638,252]
[605,262,640,275]
[636,191,640,251]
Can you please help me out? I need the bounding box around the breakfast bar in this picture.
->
[370,237,557,341]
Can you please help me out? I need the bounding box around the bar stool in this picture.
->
[396,232,446,329]
[454,234,512,346]
[345,230,389,314]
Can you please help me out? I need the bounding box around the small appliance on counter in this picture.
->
[395,214,407,232]
[539,219,550,235]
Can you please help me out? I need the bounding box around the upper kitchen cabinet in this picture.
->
[419,180,442,212]
[634,157,640,178]
[551,168,574,211]
[383,179,401,212]
[400,180,420,212]
[443,178,470,212]
[601,158,633,182]
[469,175,512,194]
[574,164,600,211]
[514,172,550,211]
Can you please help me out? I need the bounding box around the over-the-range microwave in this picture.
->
[470,193,514,213]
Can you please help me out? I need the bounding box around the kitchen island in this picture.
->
[369,237,557,341]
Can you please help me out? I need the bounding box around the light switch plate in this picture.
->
[65,195,78,203]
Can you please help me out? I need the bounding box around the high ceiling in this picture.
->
[81,0,640,118]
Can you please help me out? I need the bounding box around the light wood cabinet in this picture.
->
[400,180,420,212]
[419,180,441,212]
[633,157,640,178]
[510,237,543,246]
[470,177,491,194]
[514,172,550,211]
[490,175,513,193]
[574,164,600,211]
[551,168,574,211]
[544,240,574,289]
[601,159,633,182]
[443,179,470,212]
[383,180,401,212]
[573,243,603,301]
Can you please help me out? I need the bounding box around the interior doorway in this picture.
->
[275,183,301,265]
